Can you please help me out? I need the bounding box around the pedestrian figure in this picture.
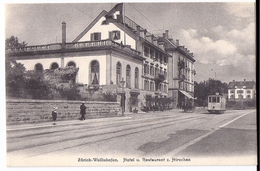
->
[52,106,58,125]
[80,102,87,120]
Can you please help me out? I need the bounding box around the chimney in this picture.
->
[176,39,179,46]
[165,30,169,39]
[62,21,66,48]
[136,25,140,36]
[152,36,158,46]
[163,33,166,38]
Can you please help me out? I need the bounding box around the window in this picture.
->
[164,56,167,63]
[159,84,163,91]
[135,67,139,88]
[144,64,149,75]
[160,68,163,74]
[116,62,122,86]
[126,65,131,88]
[209,97,212,103]
[90,60,99,85]
[159,54,163,64]
[212,97,217,102]
[164,85,167,93]
[144,80,149,91]
[35,63,43,71]
[50,63,59,70]
[109,31,120,40]
[67,61,76,67]
[237,90,244,94]
[230,90,234,94]
[150,65,154,76]
[247,90,251,94]
[247,95,251,99]
[155,67,158,76]
[150,49,154,59]
[150,82,154,91]
[238,95,243,99]
[144,46,149,57]
[230,95,234,99]
[91,32,101,41]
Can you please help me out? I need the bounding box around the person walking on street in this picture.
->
[52,106,58,125]
[80,102,87,120]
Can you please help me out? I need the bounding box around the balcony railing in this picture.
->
[6,39,141,56]
[155,73,165,82]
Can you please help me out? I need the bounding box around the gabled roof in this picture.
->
[228,80,256,89]
[72,10,108,42]
[72,10,139,43]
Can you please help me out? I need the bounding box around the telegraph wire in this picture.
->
[127,3,161,31]
[66,3,93,19]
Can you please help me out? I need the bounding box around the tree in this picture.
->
[6,60,26,88]
[5,36,27,49]
[194,79,228,106]
[24,70,53,99]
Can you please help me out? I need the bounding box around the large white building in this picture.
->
[6,3,196,112]
[227,79,256,101]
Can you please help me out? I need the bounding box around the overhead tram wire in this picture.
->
[127,3,161,32]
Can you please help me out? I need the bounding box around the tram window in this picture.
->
[209,97,212,102]
[216,97,220,103]
[212,97,217,102]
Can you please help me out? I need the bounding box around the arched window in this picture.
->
[90,60,99,85]
[50,62,59,70]
[67,61,76,67]
[135,67,139,88]
[116,62,122,85]
[35,63,43,71]
[126,65,131,88]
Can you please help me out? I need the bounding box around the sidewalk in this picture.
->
[6,115,131,131]
[6,109,184,131]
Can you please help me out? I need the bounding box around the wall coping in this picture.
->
[6,99,120,105]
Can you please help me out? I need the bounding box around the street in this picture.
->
[6,108,257,166]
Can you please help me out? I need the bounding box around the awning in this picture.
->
[179,90,195,99]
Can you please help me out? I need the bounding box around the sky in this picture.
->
[4,1,256,83]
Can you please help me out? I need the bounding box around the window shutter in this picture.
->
[98,32,101,40]
[91,33,94,41]
[117,31,120,39]
[109,32,112,39]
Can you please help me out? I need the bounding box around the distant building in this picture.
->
[5,3,196,112]
[227,79,256,101]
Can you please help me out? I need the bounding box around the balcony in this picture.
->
[178,60,185,69]
[155,73,165,83]
[6,39,141,56]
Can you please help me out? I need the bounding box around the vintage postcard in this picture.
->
[4,1,256,168]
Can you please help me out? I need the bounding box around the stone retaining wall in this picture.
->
[6,99,121,125]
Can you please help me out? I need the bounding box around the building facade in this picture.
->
[6,3,195,112]
[158,31,196,108]
[227,79,256,101]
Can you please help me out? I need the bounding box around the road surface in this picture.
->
[6,108,257,166]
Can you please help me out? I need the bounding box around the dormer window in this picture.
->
[109,30,120,40]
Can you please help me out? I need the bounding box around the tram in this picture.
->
[207,93,226,114]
